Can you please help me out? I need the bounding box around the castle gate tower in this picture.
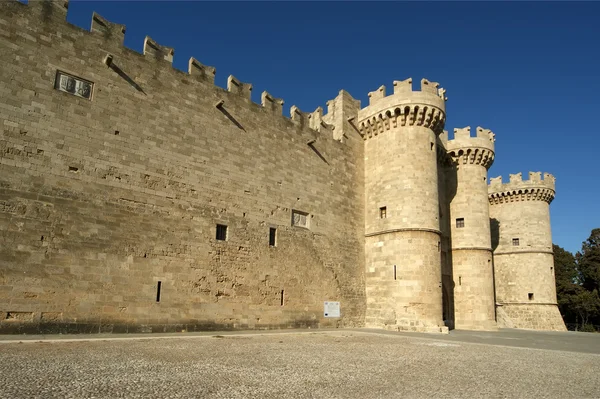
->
[446,127,497,330]
[488,173,566,331]
[357,79,447,332]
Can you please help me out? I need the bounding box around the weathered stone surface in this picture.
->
[0,1,564,333]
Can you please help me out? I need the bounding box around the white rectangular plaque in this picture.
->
[323,301,340,318]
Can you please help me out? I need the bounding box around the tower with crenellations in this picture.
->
[357,78,447,332]
[444,126,498,331]
[0,0,566,334]
[488,173,566,330]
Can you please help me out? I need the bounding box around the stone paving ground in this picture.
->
[0,329,599,398]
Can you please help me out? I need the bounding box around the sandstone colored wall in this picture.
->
[360,80,446,332]
[489,174,566,331]
[0,1,365,333]
[446,127,496,330]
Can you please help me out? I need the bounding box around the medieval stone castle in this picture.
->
[0,1,566,333]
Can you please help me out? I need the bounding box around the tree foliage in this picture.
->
[554,228,600,331]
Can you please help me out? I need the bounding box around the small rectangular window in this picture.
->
[292,210,309,228]
[512,238,520,246]
[528,293,534,300]
[55,70,93,100]
[269,227,277,247]
[456,218,465,228]
[216,224,228,241]
[380,206,387,219]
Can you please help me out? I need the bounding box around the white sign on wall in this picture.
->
[324,301,340,318]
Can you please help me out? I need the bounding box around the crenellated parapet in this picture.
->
[488,172,556,204]
[356,78,447,139]
[446,126,495,169]
[4,0,353,142]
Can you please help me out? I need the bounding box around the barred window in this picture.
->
[292,210,309,228]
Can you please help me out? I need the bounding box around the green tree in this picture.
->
[577,228,600,293]
[553,244,580,325]
[572,289,600,328]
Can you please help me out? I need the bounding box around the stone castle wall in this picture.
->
[0,1,366,333]
[0,0,568,334]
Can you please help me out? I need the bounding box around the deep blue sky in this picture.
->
[62,1,598,254]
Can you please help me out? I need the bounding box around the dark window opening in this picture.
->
[528,293,534,300]
[459,276,462,286]
[456,218,465,228]
[216,224,228,241]
[393,265,397,280]
[156,281,162,302]
[380,206,387,219]
[512,238,520,246]
[280,290,285,306]
[269,227,277,247]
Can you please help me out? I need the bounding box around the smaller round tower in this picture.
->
[446,126,497,330]
[488,172,566,331]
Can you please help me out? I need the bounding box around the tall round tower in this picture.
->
[446,126,497,330]
[358,78,447,332]
[488,172,566,330]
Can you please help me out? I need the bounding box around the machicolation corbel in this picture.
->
[91,12,125,45]
[227,75,252,100]
[143,36,174,64]
[188,58,216,84]
[261,91,284,115]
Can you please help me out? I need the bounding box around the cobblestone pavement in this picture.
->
[1,330,599,398]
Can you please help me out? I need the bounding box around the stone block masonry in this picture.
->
[0,0,565,334]
[0,0,365,333]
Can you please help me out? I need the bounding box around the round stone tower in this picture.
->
[357,78,447,332]
[488,172,566,331]
[446,126,497,330]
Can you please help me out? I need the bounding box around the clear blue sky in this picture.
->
[63,1,599,254]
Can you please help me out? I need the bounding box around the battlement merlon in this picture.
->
[188,58,216,84]
[143,36,174,64]
[91,12,125,45]
[261,91,284,115]
[446,126,495,153]
[227,75,252,100]
[488,172,556,204]
[357,78,446,136]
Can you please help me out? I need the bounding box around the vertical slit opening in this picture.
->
[156,281,162,302]
[280,290,284,306]
[393,265,397,280]
[459,276,462,286]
